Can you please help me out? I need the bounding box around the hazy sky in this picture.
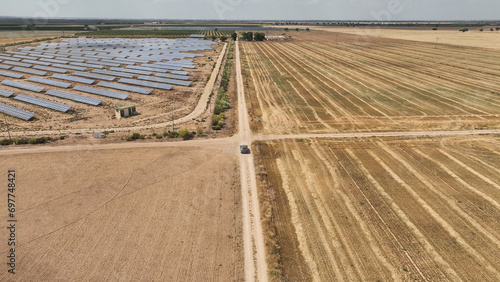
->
[1,0,498,21]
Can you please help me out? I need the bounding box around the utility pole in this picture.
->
[4,114,11,141]
[171,103,174,131]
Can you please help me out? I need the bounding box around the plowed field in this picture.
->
[241,32,500,134]
[0,146,243,281]
[255,136,500,281]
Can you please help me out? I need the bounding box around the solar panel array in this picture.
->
[45,89,102,106]
[92,69,134,78]
[171,70,189,76]
[73,71,116,81]
[2,60,32,68]
[0,64,12,70]
[27,77,71,89]
[156,72,190,81]
[70,62,105,69]
[15,94,71,112]
[97,81,152,95]
[33,65,68,74]
[73,85,129,100]
[11,67,47,76]
[51,63,87,71]
[110,67,152,76]
[0,103,35,120]
[138,75,191,87]
[118,78,173,90]
[1,80,45,92]
[52,74,94,84]
[0,88,14,98]
[22,59,51,66]
[0,70,24,79]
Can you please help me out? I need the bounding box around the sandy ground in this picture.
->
[0,146,243,281]
[273,26,500,50]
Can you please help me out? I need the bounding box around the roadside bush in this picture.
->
[0,139,13,146]
[124,133,145,141]
[179,128,194,140]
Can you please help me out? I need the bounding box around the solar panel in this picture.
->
[0,103,35,120]
[118,78,173,90]
[21,59,52,66]
[126,65,168,73]
[12,67,47,76]
[171,71,189,75]
[0,88,14,97]
[1,79,45,92]
[52,74,94,84]
[28,53,54,59]
[0,70,24,79]
[40,58,69,64]
[171,70,189,76]
[27,77,72,88]
[0,55,20,62]
[86,60,121,67]
[69,62,105,69]
[73,85,129,100]
[110,67,152,76]
[0,64,12,70]
[97,81,152,95]
[155,73,190,80]
[51,63,87,71]
[92,69,134,78]
[12,54,34,60]
[33,65,68,74]
[138,75,191,87]
[15,94,71,112]
[73,71,116,81]
[45,89,102,106]
[2,60,33,68]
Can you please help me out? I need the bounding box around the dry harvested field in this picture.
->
[241,31,500,135]
[0,146,243,281]
[255,136,500,281]
[295,26,500,50]
[0,31,78,44]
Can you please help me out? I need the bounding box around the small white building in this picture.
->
[115,105,137,119]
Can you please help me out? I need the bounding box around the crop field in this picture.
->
[79,29,234,38]
[241,31,500,134]
[0,146,243,280]
[255,136,500,281]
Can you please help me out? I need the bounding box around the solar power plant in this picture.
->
[0,103,35,120]
[2,60,33,68]
[7,51,28,55]
[73,85,129,100]
[51,74,95,85]
[92,69,134,78]
[0,64,12,70]
[138,75,191,87]
[155,73,190,81]
[118,78,173,90]
[0,88,14,98]
[11,67,47,76]
[1,79,45,92]
[126,65,168,73]
[110,67,152,76]
[73,71,116,81]
[0,70,24,79]
[33,65,68,74]
[171,70,189,76]
[52,63,87,71]
[69,62,105,69]
[21,59,52,66]
[27,77,72,89]
[97,81,152,95]
[14,94,71,112]
[45,89,102,106]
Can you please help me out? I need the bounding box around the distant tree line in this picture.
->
[240,32,266,41]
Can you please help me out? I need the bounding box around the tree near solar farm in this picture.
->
[241,32,254,41]
[178,128,194,140]
[254,32,266,41]
[220,36,228,42]
[284,28,289,31]
[231,32,237,41]
[211,35,217,41]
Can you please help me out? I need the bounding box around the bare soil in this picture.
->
[0,146,243,281]
[255,136,500,281]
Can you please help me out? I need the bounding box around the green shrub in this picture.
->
[0,139,13,146]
